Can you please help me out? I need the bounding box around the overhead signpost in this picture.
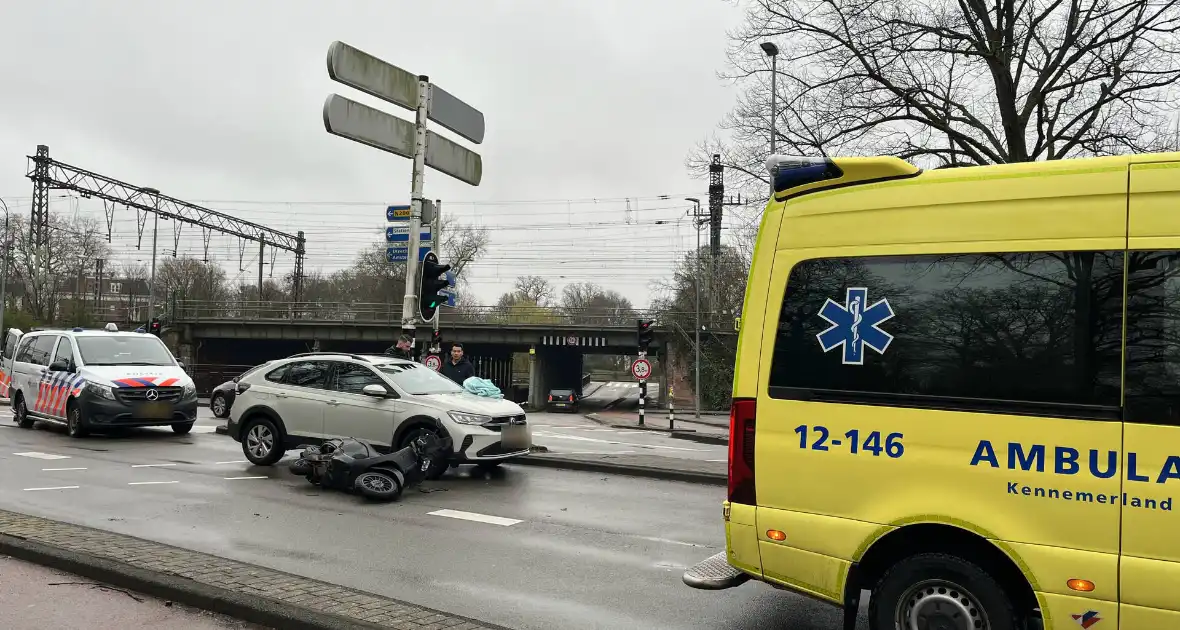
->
[322,40,484,349]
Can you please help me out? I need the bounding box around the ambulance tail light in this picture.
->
[728,398,756,505]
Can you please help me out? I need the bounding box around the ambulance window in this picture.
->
[1125,251,1180,426]
[768,251,1124,417]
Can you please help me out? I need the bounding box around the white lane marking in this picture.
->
[562,450,637,455]
[127,481,179,485]
[428,509,522,527]
[215,460,249,465]
[13,452,70,460]
[223,476,267,480]
[42,467,87,471]
[531,432,710,452]
[24,486,79,491]
[706,459,728,463]
[189,425,218,433]
[131,463,176,468]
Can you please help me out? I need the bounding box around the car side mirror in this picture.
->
[362,384,390,398]
[48,360,69,372]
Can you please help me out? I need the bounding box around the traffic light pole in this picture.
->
[430,199,442,355]
[401,74,432,350]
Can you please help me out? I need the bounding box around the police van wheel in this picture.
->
[13,395,34,429]
[66,403,90,438]
[868,553,1017,630]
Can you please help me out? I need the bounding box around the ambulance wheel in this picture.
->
[66,402,90,438]
[13,394,34,429]
[869,553,1017,630]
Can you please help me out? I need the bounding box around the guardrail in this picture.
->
[170,300,719,328]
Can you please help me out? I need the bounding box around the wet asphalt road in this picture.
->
[0,411,867,630]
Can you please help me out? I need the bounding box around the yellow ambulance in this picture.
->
[683,152,1180,630]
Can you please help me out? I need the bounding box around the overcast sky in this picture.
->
[0,0,750,308]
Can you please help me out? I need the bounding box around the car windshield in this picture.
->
[374,362,464,395]
[76,335,176,366]
[550,389,574,396]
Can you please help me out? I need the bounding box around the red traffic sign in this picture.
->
[424,354,442,371]
[631,358,652,381]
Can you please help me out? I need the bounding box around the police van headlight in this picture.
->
[182,383,197,399]
[85,382,116,400]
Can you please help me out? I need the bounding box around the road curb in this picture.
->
[667,431,729,446]
[0,509,510,630]
[512,455,726,486]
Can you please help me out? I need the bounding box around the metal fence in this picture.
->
[169,300,714,328]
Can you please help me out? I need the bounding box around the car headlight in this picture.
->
[85,382,116,400]
[182,383,197,399]
[448,411,492,425]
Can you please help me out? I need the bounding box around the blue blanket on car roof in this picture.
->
[462,376,503,399]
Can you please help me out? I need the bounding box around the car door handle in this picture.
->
[275,392,288,398]
[326,400,339,406]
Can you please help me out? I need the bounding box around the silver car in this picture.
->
[225,352,530,478]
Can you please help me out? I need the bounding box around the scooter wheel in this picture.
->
[289,459,311,476]
[354,471,403,502]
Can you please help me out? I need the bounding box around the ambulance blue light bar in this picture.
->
[766,155,843,194]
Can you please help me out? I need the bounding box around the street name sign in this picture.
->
[323,94,482,186]
[327,41,485,145]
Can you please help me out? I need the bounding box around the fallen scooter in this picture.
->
[288,433,451,502]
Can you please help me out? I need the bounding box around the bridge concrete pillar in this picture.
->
[528,346,543,410]
[657,346,668,408]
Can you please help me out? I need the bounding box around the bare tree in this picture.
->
[512,275,555,305]
[693,0,1180,194]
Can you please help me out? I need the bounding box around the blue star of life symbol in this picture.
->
[816,287,895,365]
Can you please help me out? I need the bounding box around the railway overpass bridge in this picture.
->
[165,301,734,408]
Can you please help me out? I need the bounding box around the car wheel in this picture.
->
[868,553,1019,630]
[241,417,284,465]
[171,422,194,435]
[401,427,448,480]
[210,393,229,418]
[66,401,90,438]
[13,394,34,429]
[354,470,403,501]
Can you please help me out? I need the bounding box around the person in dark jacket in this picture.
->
[441,343,475,384]
[385,334,414,360]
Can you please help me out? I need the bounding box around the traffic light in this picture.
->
[430,328,442,348]
[637,319,654,350]
[148,317,161,337]
[418,252,452,322]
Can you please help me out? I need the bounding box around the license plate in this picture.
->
[500,424,529,449]
[133,402,173,419]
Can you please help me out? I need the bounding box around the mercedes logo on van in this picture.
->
[145,389,159,401]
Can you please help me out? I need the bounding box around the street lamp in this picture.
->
[761,41,779,168]
[139,187,160,327]
[685,197,703,419]
[0,197,10,347]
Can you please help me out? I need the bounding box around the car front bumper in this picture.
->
[447,420,532,462]
[78,391,199,428]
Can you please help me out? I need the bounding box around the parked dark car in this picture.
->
[209,362,271,419]
[546,388,580,412]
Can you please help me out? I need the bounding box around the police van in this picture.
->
[1,324,198,437]
[683,152,1180,630]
